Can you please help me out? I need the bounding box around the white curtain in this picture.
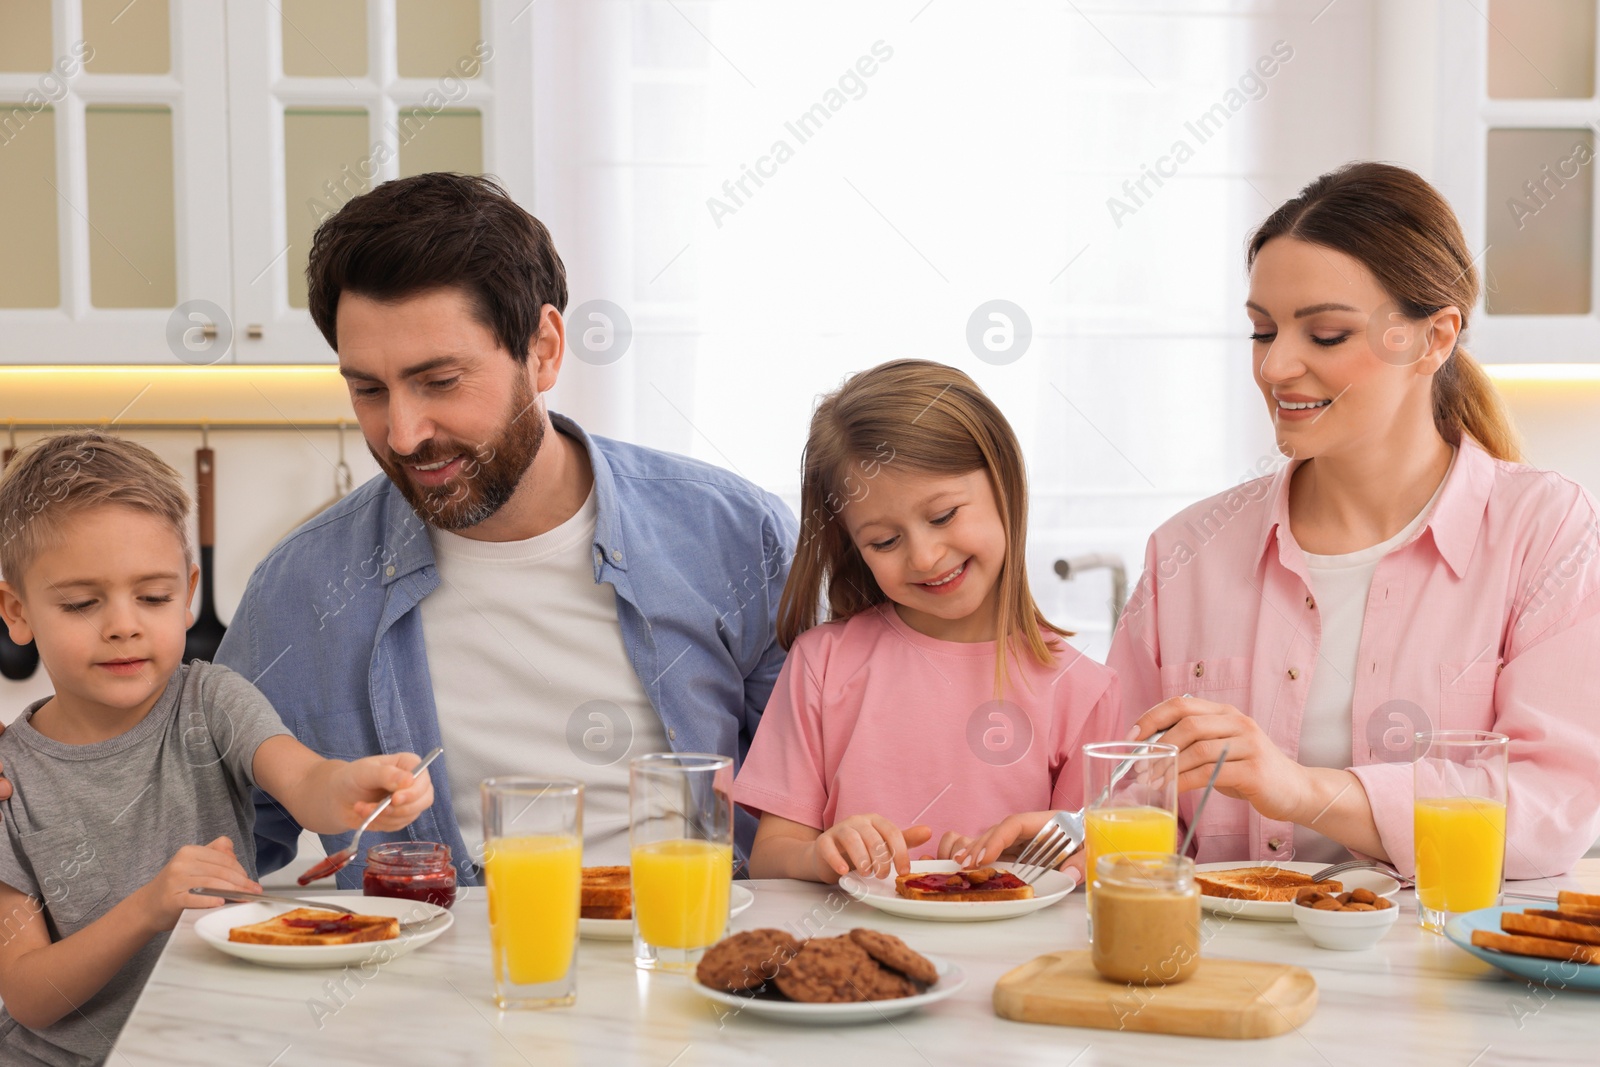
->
[531,0,1383,659]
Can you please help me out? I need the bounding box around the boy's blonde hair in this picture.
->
[0,431,191,590]
[777,359,1068,689]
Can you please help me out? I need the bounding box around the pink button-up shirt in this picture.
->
[1107,436,1600,878]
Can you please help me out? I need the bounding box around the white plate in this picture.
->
[1195,861,1402,922]
[194,895,453,968]
[691,953,966,1024]
[839,860,1076,922]
[580,883,755,941]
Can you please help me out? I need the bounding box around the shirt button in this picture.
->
[1287,667,1300,680]
[384,565,395,577]
[1193,661,1205,678]
[668,728,676,741]
[594,548,603,566]
[1268,837,1284,851]
[1305,595,1315,609]
[611,549,623,562]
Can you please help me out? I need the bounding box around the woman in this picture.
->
[965,162,1600,878]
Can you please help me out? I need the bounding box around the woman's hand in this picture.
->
[811,815,930,880]
[1130,696,1312,823]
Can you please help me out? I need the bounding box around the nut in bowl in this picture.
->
[1292,888,1399,950]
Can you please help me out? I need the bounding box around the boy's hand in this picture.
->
[138,837,259,932]
[337,753,434,831]
[810,815,931,881]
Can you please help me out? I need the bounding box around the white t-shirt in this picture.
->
[1294,455,1453,863]
[419,488,668,864]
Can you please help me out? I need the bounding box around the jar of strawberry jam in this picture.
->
[363,842,457,908]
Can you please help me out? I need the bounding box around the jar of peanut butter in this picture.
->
[1090,853,1200,985]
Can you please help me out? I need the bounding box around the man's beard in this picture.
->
[373,374,545,531]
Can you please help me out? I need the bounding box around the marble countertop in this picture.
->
[114,862,1600,1066]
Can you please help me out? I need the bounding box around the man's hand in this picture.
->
[334,753,434,831]
[1130,695,1311,822]
[809,815,931,880]
[136,837,260,933]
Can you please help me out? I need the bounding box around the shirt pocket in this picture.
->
[1438,660,1499,731]
[1159,656,1253,702]
[22,820,111,927]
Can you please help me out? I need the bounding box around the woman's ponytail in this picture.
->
[1433,347,1521,462]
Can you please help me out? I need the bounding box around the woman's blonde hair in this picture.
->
[1247,161,1520,462]
[777,359,1068,690]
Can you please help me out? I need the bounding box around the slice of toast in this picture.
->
[1503,912,1600,946]
[228,907,399,946]
[1557,890,1600,910]
[1194,867,1343,902]
[1471,928,1600,965]
[582,866,632,920]
[1526,909,1600,928]
[894,867,1034,902]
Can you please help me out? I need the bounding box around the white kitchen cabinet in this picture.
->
[0,0,534,365]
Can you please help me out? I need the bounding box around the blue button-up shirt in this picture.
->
[216,414,796,886]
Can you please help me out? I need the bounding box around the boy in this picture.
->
[0,431,435,1065]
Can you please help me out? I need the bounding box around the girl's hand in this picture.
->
[1130,696,1311,823]
[137,837,260,932]
[810,815,931,880]
[956,811,1057,868]
[338,753,435,831]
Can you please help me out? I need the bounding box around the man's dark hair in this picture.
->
[306,172,568,362]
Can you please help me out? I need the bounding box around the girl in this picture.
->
[734,360,1121,884]
[964,162,1600,878]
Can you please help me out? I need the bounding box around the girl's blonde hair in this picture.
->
[777,359,1068,689]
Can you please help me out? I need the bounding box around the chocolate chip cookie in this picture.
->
[848,928,939,986]
[695,928,802,992]
[774,936,918,1003]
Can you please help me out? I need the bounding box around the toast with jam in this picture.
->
[582,865,632,920]
[894,866,1034,902]
[228,907,399,946]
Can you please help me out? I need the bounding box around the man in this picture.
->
[151,173,792,884]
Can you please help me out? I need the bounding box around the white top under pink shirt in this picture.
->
[733,603,1122,852]
[1108,436,1600,877]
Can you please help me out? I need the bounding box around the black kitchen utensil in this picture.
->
[0,444,41,681]
[183,445,227,663]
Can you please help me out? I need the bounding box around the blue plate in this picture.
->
[1445,906,1600,991]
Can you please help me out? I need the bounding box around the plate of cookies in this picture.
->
[579,863,754,941]
[839,860,1076,922]
[691,927,966,1023]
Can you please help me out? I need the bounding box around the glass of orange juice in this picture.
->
[1414,730,1509,932]
[630,753,734,972]
[481,777,583,1009]
[1082,741,1179,939]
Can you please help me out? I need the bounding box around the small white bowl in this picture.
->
[1292,899,1400,950]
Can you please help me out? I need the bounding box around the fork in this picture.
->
[1010,728,1173,884]
[1308,858,1412,888]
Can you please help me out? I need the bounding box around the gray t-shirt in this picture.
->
[0,662,290,1066]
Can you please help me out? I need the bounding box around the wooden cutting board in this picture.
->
[993,950,1317,1039]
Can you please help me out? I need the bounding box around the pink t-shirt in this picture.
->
[733,603,1122,851]
[1108,435,1600,877]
